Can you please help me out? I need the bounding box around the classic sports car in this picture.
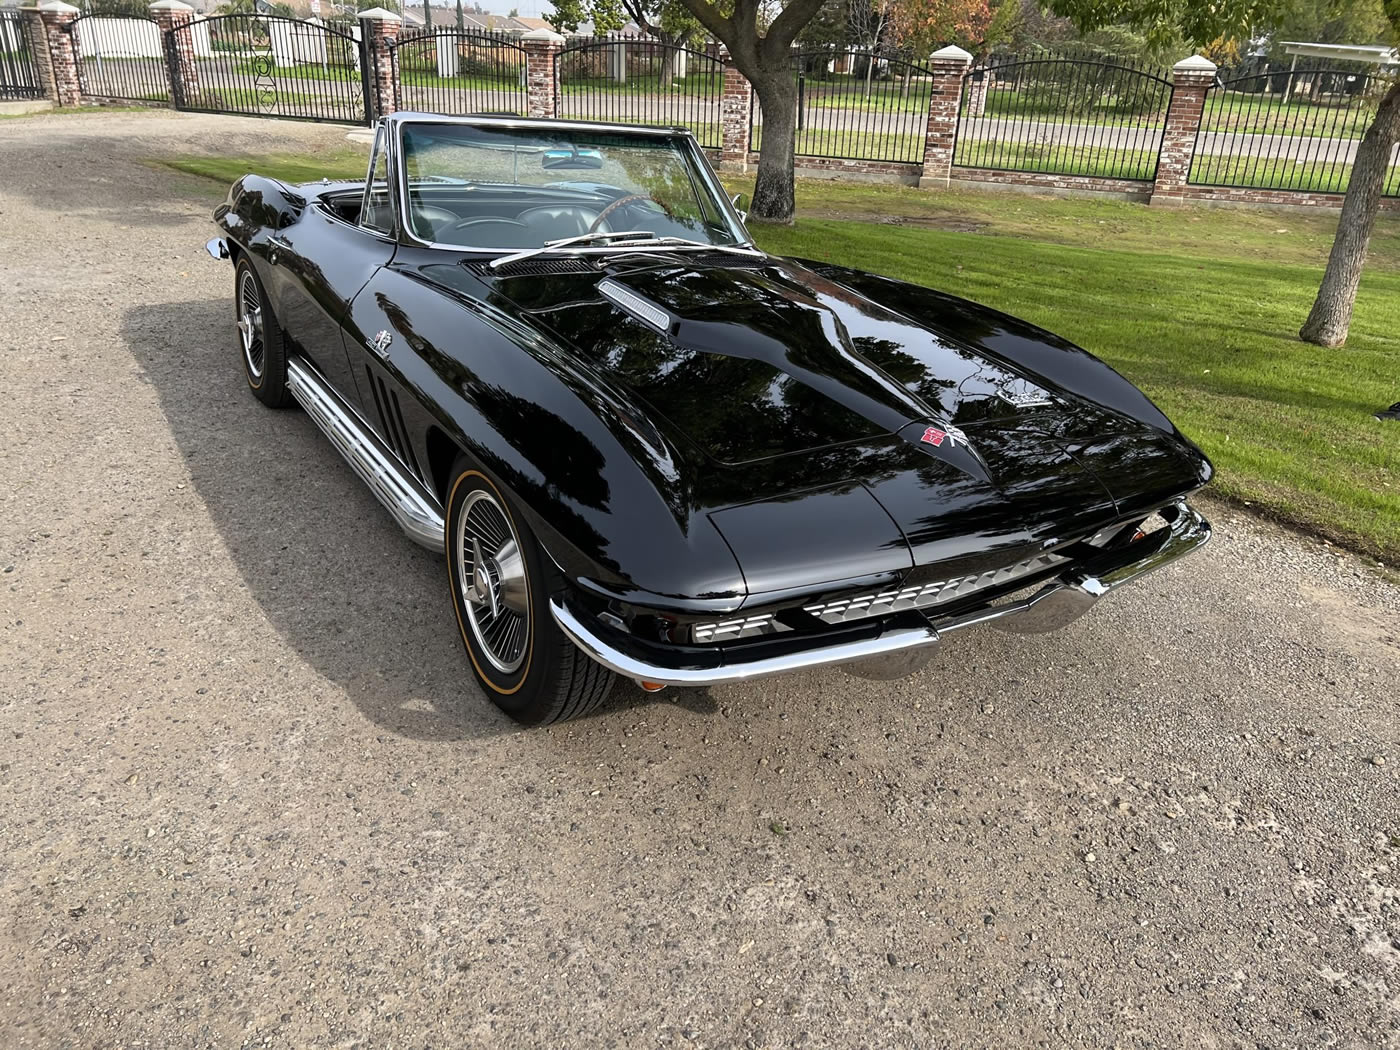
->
[208,113,1212,725]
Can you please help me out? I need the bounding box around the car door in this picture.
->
[262,128,397,410]
[337,129,439,493]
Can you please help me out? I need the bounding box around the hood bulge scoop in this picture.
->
[496,258,1070,469]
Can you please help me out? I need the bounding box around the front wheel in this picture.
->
[233,257,292,408]
[444,462,616,724]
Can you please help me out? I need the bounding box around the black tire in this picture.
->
[444,460,616,724]
[233,257,292,408]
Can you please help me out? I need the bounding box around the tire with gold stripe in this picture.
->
[444,460,616,724]
[233,258,292,409]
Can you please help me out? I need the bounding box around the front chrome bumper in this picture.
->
[550,502,1211,688]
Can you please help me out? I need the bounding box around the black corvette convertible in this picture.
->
[208,112,1212,724]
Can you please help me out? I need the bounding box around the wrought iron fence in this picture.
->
[390,29,526,116]
[750,47,935,165]
[953,54,1174,181]
[67,14,169,102]
[0,10,42,100]
[1188,68,1400,197]
[555,37,723,148]
[173,15,367,124]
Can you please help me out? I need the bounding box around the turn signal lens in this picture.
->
[636,680,667,693]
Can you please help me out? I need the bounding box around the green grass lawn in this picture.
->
[159,144,1400,561]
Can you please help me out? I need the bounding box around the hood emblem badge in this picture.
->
[921,423,969,450]
[997,382,1052,409]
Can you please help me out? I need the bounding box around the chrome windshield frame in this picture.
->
[387,113,755,255]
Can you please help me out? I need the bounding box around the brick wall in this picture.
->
[358,8,400,120]
[918,45,972,188]
[36,0,80,108]
[151,1,199,108]
[520,30,562,120]
[1151,55,1216,205]
[952,167,1153,199]
[718,49,752,171]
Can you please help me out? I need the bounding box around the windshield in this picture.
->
[397,122,744,251]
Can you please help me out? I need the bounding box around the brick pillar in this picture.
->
[717,47,751,172]
[1151,54,1216,206]
[35,0,80,107]
[965,69,992,116]
[358,7,401,120]
[520,28,562,119]
[150,0,199,108]
[918,44,972,189]
[21,5,58,103]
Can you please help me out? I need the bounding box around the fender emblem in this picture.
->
[370,330,392,354]
[921,424,969,450]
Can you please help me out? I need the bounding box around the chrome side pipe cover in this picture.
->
[550,503,1211,688]
[285,358,446,551]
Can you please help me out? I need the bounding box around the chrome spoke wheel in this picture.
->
[237,270,265,379]
[456,490,530,674]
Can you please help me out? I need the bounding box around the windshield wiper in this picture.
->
[606,237,763,259]
[489,230,654,270]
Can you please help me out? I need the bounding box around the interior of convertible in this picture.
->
[324,121,743,251]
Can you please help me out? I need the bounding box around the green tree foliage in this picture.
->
[1046,0,1400,347]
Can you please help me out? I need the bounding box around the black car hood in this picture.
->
[474,255,1199,500]
[399,251,1211,601]
[489,258,1077,461]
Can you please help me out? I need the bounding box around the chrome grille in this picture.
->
[805,552,1068,625]
[689,550,1069,643]
[692,614,790,644]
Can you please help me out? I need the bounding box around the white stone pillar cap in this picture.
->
[149,0,194,10]
[520,28,565,43]
[36,1,81,12]
[357,7,402,21]
[929,44,973,62]
[1173,54,1217,73]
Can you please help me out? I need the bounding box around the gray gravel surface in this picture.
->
[2,112,1398,1050]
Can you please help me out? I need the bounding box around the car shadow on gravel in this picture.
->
[125,297,707,740]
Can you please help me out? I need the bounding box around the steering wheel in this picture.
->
[588,194,671,233]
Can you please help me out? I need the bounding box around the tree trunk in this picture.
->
[750,70,798,223]
[1299,82,1400,348]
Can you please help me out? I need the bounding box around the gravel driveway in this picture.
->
[2,111,1397,1050]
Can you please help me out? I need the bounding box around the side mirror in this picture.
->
[730,192,748,223]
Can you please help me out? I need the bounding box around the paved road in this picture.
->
[2,111,1398,1049]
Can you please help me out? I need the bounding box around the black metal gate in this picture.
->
[0,10,43,100]
[1189,68,1400,197]
[556,37,724,147]
[67,13,169,103]
[390,29,526,117]
[168,14,369,124]
[953,55,1173,181]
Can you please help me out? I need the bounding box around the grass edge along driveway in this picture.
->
[164,151,1400,563]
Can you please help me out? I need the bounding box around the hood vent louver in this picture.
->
[598,278,671,332]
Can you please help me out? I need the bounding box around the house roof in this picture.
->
[1280,41,1400,68]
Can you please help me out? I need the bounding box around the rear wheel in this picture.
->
[444,461,616,724]
[234,258,292,408]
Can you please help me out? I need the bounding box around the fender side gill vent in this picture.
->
[597,278,671,331]
[465,259,598,277]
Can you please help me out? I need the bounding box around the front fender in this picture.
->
[345,263,748,612]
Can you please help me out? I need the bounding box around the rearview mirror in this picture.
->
[542,148,605,170]
[730,192,748,223]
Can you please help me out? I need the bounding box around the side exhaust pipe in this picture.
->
[285,358,446,551]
